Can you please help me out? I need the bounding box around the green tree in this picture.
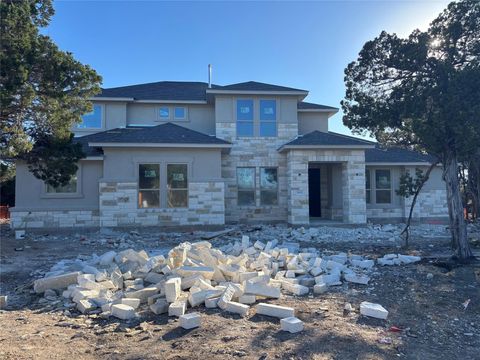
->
[342,0,480,261]
[0,0,101,186]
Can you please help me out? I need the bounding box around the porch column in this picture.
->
[287,151,310,225]
[342,160,367,224]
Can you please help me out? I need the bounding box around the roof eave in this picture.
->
[298,108,339,114]
[88,142,231,149]
[365,161,438,166]
[278,144,376,152]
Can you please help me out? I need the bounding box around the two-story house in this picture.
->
[11,80,449,229]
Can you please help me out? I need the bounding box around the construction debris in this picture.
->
[360,301,389,320]
[31,233,419,332]
[0,295,7,310]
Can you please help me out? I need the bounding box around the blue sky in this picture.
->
[44,0,450,138]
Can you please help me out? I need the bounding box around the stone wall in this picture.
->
[216,122,297,223]
[287,149,367,225]
[10,210,100,228]
[99,181,225,227]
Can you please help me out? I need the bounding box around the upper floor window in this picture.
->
[46,175,78,194]
[259,100,277,137]
[159,107,170,119]
[236,99,254,137]
[375,169,392,204]
[76,104,102,129]
[174,107,186,120]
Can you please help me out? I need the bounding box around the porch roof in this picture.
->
[278,131,376,151]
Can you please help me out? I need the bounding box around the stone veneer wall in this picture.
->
[99,181,225,227]
[287,149,367,224]
[10,210,100,228]
[216,122,297,223]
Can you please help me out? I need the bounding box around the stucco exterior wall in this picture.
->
[298,112,329,134]
[13,160,102,211]
[102,148,221,182]
[73,102,127,137]
[126,103,216,135]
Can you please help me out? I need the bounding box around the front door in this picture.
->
[308,168,321,217]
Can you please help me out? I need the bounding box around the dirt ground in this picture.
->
[0,224,479,360]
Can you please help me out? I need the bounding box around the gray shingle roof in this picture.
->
[365,145,436,163]
[215,81,307,92]
[96,81,224,101]
[282,131,375,148]
[83,123,230,146]
[298,101,338,111]
[95,81,308,101]
[75,136,103,157]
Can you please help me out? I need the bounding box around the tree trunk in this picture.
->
[401,162,438,248]
[443,151,473,261]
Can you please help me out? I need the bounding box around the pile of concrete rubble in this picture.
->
[33,235,421,332]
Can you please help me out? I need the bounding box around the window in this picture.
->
[46,175,78,194]
[365,169,371,204]
[375,169,392,204]
[259,100,277,137]
[159,107,170,119]
[138,164,160,208]
[76,104,102,129]
[167,164,188,208]
[174,107,186,120]
[260,168,278,205]
[236,99,254,137]
[237,167,255,205]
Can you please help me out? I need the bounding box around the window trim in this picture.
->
[75,104,104,131]
[158,106,171,121]
[41,166,83,199]
[138,163,161,209]
[173,106,187,121]
[365,168,371,204]
[237,167,256,206]
[166,163,189,208]
[259,99,277,137]
[236,99,254,138]
[366,167,394,206]
[260,167,279,206]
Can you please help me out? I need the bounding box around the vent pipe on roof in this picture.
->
[208,64,212,88]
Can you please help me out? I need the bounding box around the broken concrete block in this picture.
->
[241,235,250,249]
[179,312,201,329]
[254,240,266,250]
[280,316,304,333]
[377,258,395,266]
[217,284,236,309]
[112,303,136,320]
[144,272,164,284]
[281,282,309,296]
[99,251,117,266]
[188,289,223,307]
[150,298,169,315]
[344,273,370,285]
[77,299,96,314]
[124,286,158,303]
[177,266,214,280]
[313,283,328,294]
[205,297,220,308]
[238,294,256,305]
[165,277,181,303]
[168,301,187,317]
[34,272,81,293]
[315,273,341,286]
[239,272,259,283]
[350,259,374,269]
[360,301,388,320]
[256,303,295,319]
[224,301,250,317]
[120,298,140,309]
[398,254,421,264]
[245,282,281,299]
